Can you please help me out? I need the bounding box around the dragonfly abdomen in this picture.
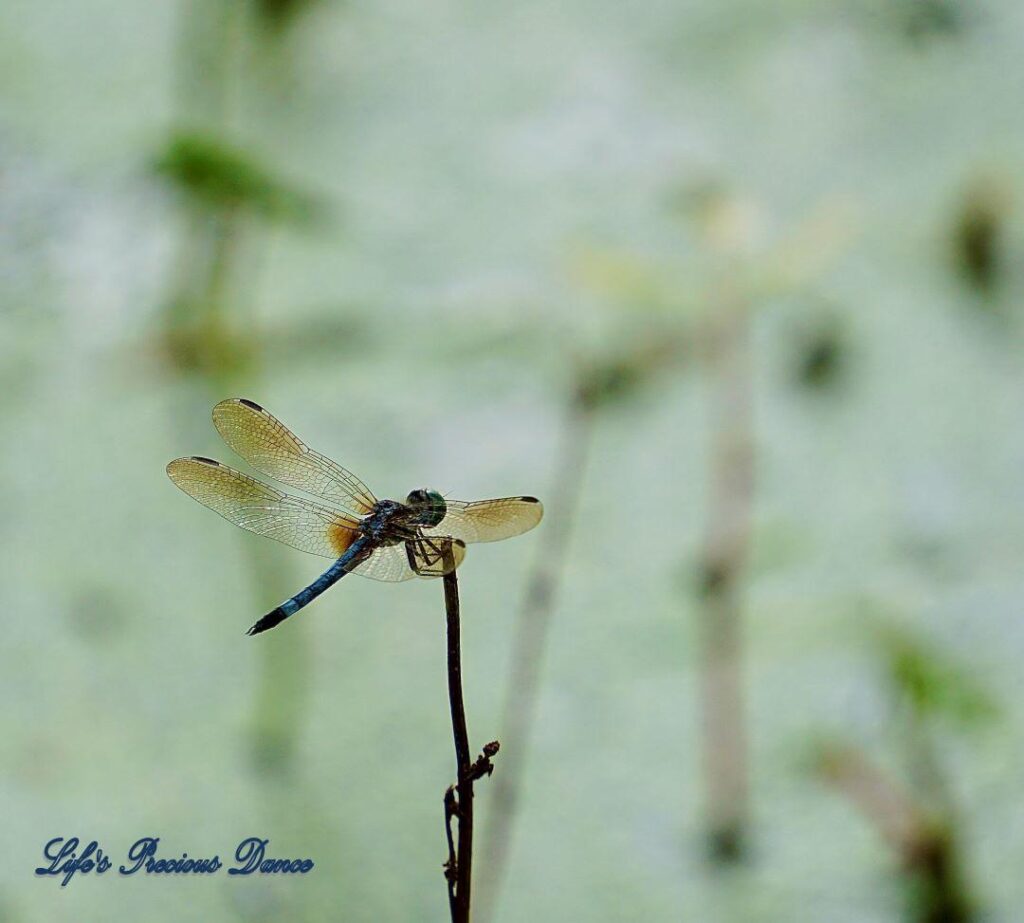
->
[246,537,371,635]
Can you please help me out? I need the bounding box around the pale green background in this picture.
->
[2,1,1024,921]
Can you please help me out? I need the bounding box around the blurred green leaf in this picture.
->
[900,0,967,43]
[252,0,322,31]
[154,130,324,226]
[873,622,999,729]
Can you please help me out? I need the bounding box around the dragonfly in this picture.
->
[167,399,543,636]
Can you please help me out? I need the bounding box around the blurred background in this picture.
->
[3,1,1024,920]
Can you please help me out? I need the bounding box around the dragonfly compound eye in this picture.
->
[406,488,447,527]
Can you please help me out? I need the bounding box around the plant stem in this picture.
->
[817,743,974,923]
[443,559,474,923]
[697,296,754,863]
[167,0,316,779]
[818,744,927,855]
[477,398,592,921]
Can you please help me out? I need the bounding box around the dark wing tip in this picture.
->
[211,397,264,418]
[246,606,288,635]
[519,496,540,504]
[190,456,221,466]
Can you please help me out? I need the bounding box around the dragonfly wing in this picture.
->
[212,399,378,515]
[424,497,543,544]
[407,536,467,577]
[167,456,362,558]
[348,544,418,582]
[347,537,466,581]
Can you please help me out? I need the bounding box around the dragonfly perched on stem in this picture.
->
[167,399,543,635]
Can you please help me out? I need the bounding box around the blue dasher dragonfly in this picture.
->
[167,399,543,635]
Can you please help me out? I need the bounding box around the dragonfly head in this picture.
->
[405,488,447,528]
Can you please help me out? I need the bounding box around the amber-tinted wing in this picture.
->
[212,399,377,515]
[423,497,543,544]
[167,456,361,558]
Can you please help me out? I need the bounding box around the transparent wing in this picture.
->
[349,544,418,582]
[423,497,543,544]
[348,537,467,582]
[212,398,378,515]
[167,456,361,558]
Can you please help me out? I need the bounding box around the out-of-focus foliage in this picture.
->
[873,622,999,730]
[789,311,848,392]
[154,131,322,226]
[898,0,968,44]
[251,0,323,32]
[573,336,684,412]
[950,173,1012,297]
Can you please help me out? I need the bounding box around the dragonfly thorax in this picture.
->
[405,488,447,528]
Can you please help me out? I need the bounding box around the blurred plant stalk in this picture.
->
[160,0,324,778]
[477,190,851,900]
[477,338,681,921]
[476,395,591,923]
[683,186,853,863]
[816,742,973,923]
[813,623,992,923]
[682,187,761,864]
[695,291,754,862]
[160,193,307,778]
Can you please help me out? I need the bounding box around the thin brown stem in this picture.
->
[477,400,593,921]
[697,297,754,863]
[443,562,472,923]
[442,551,500,923]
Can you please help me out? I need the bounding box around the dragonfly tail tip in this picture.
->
[246,606,289,636]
